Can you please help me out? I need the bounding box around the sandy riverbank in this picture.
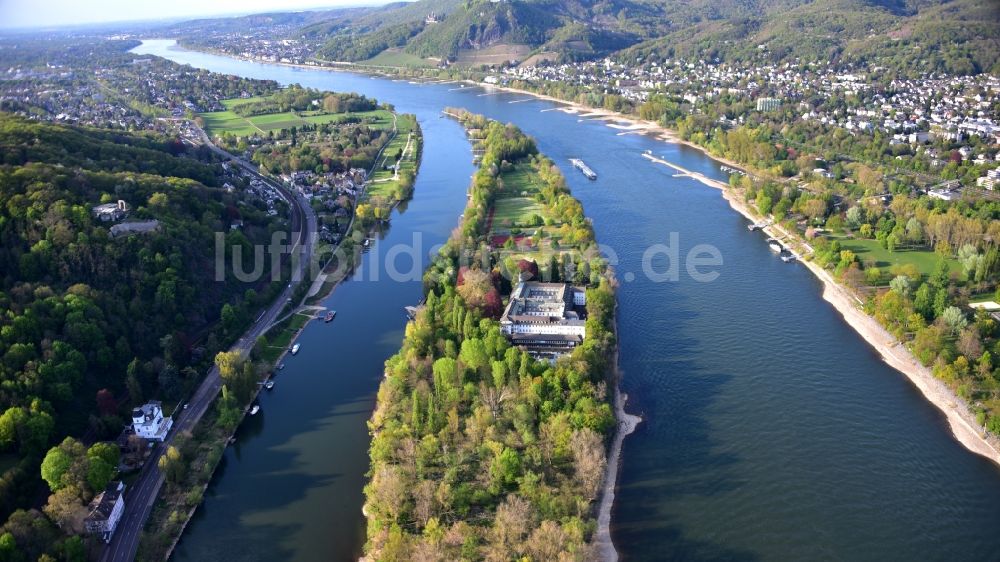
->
[594,326,642,562]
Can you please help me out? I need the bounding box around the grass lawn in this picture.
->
[368,114,420,199]
[200,110,258,136]
[493,197,543,226]
[258,312,312,364]
[360,50,434,68]
[501,166,543,195]
[832,235,963,279]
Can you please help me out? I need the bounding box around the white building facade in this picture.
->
[85,481,125,543]
[131,401,172,441]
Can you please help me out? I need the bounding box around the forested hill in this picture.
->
[0,113,279,556]
[292,0,998,74]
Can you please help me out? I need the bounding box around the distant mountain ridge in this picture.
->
[172,0,999,74]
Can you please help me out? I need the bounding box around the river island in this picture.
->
[363,110,620,560]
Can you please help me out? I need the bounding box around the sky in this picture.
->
[0,0,386,29]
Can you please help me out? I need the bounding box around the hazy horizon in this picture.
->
[0,0,398,30]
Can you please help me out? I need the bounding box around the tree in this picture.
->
[456,268,493,311]
[40,438,86,492]
[459,339,489,372]
[940,306,968,335]
[43,486,86,533]
[525,520,569,561]
[368,465,407,520]
[845,206,864,229]
[158,446,184,484]
[215,350,242,378]
[905,217,924,244]
[889,275,912,297]
[492,495,533,552]
[489,447,521,492]
[570,428,606,502]
[95,389,117,417]
[86,442,118,492]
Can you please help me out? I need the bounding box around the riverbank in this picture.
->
[594,314,642,562]
[715,189,1000,468]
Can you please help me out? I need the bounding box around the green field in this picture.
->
[200,95,395,137]
[493,197,544,225]
[488,164,555,235]
[368,114,420,199]
[832,235,963,279]
[360,50,434,68]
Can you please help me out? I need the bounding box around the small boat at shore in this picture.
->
[265,380,275,390]
[781,254,796,263]
[748,221,768,231]
[249,404,260,415]
[767,239,783,253]
[278,363,286,370]
[325,310,336,322]
[290,343,300,355]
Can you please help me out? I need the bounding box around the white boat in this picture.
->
[290,343,300,355]
[569,158,597,180]
[249,405,260,415]
[265,381,275,390]
[767,240,783,253]
[781,254,797,263]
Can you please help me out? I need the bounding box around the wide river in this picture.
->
[134,40,1000,561]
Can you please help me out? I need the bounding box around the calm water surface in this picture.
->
[133,40,1000,562]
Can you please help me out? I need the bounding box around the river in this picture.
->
[133,40,1000,562]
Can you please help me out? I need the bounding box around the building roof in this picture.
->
[132,401,162,424]
[501,281,583,326]
[86,481,123,523]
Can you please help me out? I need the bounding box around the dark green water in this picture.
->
[134,40,1000,562]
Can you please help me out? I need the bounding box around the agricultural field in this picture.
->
[360,49,434,68]
[200,94,395,137]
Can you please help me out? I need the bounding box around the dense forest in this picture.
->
[364,113,617,559]
[0,113,283,560]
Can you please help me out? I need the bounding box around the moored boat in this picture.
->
[249,404,260,415]
[290,343,300,355]
[265,380,275,390]
[325,310,336,322]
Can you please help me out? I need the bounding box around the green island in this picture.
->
[363,110,617,560]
